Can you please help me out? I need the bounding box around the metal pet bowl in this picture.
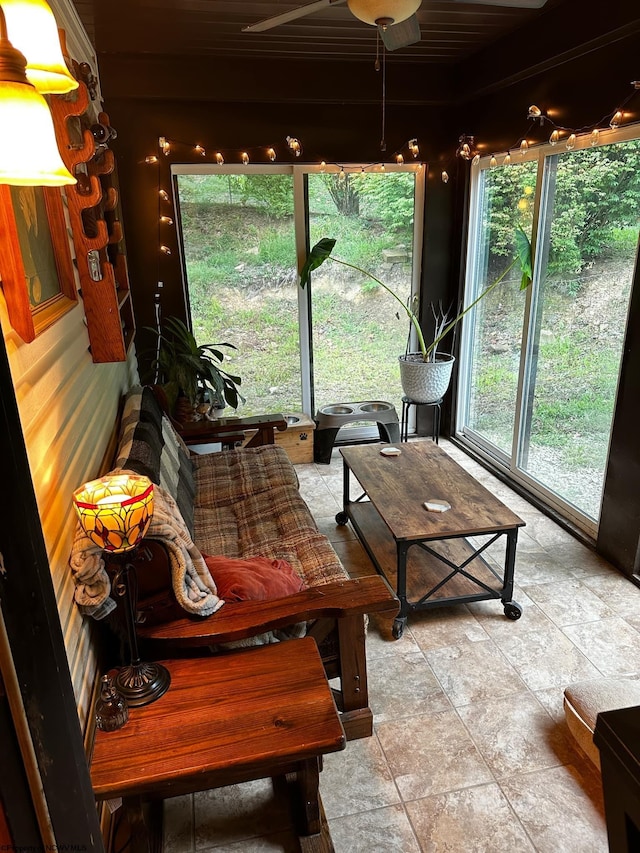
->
[360,402,392,413]
[284,415,300,425]
[321,405,354,415]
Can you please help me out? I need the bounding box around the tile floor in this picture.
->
[163,438,640,852]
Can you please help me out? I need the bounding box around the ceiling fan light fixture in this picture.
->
[347,0,420,27]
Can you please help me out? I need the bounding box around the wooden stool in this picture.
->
[91,637,345,850]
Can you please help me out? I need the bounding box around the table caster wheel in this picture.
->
[335,511,349,525]
[392,618,406,640]
[503,601,522,620]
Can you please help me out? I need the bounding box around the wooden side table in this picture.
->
[91,637,345,850]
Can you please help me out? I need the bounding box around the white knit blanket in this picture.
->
[69,472,224,620]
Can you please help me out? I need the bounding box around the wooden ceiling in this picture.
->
[73,0,563,65]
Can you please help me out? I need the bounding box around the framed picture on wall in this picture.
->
[0,184,78,343]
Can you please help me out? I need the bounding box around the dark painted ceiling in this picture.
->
[73,0,564,65]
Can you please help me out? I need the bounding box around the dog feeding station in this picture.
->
[314,401,400,464]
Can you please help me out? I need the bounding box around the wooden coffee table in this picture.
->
[337,442,525,639]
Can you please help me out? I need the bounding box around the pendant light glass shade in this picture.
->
[73,474,155,554]
[0,0,78,94]
[347,0,420,26]
[0,78,76,185]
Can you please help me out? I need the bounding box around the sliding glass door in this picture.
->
[172,164,424,424]
[458,130,640,532]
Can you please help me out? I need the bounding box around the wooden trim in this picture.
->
[0,185,77,343]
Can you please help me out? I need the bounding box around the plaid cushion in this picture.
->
[115,386,196,536]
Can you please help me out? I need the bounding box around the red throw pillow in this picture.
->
[202,554,307,602]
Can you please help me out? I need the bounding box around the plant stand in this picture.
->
[400,396,442,444]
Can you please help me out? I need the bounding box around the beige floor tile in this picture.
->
[500,764,607,853]
[164,794,194,853]
[366,611,421,658]
[406,782,536,851]
[425,638,528,706]
[319,734,401,819]
[194,780,293,849]
[376,709,493,801]
[457,692,575,778]
[562,616,640,676]
[367,649,451,722]
[408,605,490,652]
[524,578,615,627]
[328,804,421,853]
[493,623,600,691]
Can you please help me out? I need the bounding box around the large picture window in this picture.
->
[457,127,640,533]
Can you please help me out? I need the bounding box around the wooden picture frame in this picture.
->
[0,183,78,343]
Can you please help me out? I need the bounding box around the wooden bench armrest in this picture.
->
[137,575,398,648]
[176,413,288,447]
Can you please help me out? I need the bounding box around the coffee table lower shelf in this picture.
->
[342,501,522,638]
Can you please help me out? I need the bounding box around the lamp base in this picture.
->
[114,661,171,708]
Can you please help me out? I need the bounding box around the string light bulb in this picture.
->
[266,147,276,162]
[215,152,224,165]
[441,170,449,184]
[159,215,173,225]
[396,154,404,165]
[145,155,159,165]
[527,104,542,119]
[490,155,497,169]
[241,152,249,165]
[565,133,576,150]
[409,138,419,158]
[549,130,560,146]
[472,154,481,166]
[503,153,511,166]
[159,136,170,156]
[194,144,205,156]
[519,140,529,156]
[590,128,600,146]
[286,136,301,156]
[160,245,171,255]
[338,167,346,183]
[319,160,326,172]
[159,189,169,202]
[610,110,623,129]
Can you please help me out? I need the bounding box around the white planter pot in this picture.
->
[398,353,455,404]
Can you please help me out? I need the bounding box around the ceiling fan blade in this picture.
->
[379,14,421,51]
[243,0,347,33]
[451,0,548,7]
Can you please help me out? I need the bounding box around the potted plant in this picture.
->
[300,229,532,403]
[145,316,244,421]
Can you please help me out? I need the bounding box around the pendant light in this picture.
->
[0,6,76,186]
[0,0,78,94]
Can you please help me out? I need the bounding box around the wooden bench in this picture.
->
[91,637,345,852]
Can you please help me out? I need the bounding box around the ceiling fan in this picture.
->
[243,0,550,52]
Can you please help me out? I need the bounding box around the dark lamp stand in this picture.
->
[109,550,170,707]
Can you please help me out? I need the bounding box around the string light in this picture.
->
[241,152,250,165]
[215,152,224,165]
[160,245,171,255]
[396,154,404,165]
[490,155,497,169]
[519,140,529,156]
[610,110,623,129]
[472,154,481,166]
[266,147,276,161]
[319,160,326,172]
[145,155,159,165]
[409,138,420,158]
[503,152,511,166]
[565,133,576,150]
[159,136,171,156]
[549,129,560,145]
[441,170,449,183]
[590,128,600,146]
[160,215,173,225]
[194,144,206,156]
[286,136,302,157]
[159,189,169,202]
